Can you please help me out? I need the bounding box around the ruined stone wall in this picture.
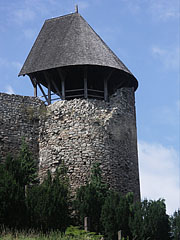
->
[0,93,44,160]
[0,89,140,200]
[39,88,140,200]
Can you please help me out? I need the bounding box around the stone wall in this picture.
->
[39,88,140,200]
[0,89,140,200]
[0,92,44,160]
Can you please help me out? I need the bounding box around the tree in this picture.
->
[101,192,133,240]
[0,155,26,229]
[74,162,108,233]
[129,199,171,240]
[170,209,180,240]
[26,167,70,232]
[0,140,38,229]
[4,139,38,186]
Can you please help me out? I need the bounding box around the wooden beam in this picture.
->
[43,72,51,105]
[36,82,48,103]
[48,80,51,105]
[34,83,37,97]
[104,69,115,101]
[29,74,37,97]
[104,78,108,101]
[84,66,88,99]
[57,68,65,100]
[51,79,62,98]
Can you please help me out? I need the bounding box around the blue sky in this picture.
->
[0,0,179,215]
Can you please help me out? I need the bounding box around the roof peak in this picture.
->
[45,12,80,23]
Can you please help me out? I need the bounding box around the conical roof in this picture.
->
[19,13,137,87]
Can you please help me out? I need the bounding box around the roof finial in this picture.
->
[75,4,78,13]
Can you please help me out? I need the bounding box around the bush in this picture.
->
[0,140,39,229]
[0,155,26,229]
[74,162,108,233]
[101,192,133,240]
[4,140,38,187]
[129,199,171,240]
[26,168,70,232]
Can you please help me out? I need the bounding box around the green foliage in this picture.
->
[17,139,38,186]
[0,161,26,228]
[3,140,37,187]
[101,191,133,240]
[0,227,103,240]
[129,199,171,240]
[0,139,37,229]
[26,168,70,232]
[74,162,108,233]
[0,145,176,240]
[65,226,103,239]
[170,209,180,240]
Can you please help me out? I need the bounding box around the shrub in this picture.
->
[0,155,26,229]
[101,192,133,240]
[74,162,108,233]
[26,168,70,232]
[129,199,171,240]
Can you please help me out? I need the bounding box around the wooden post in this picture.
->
[118,230,122,240]
[57,68,65,100]
[51,78,62,98]
[104,78,108,101]
[48,80,51,105]
[84,66,88,99]
[61,78,65,100]
[103,69,115,102]
[36,82,48,103]
[29,74,37,97]
[34,82,37,97]
[43,72,51,105]
[84,217,89,231]
[25,185,28,197]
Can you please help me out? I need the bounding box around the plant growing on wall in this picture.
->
[4,139,38,187]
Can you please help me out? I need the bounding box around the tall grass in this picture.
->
[0,226,103,240]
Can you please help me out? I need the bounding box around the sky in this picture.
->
[0,0,179,215]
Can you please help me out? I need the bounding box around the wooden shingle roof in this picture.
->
[19,13,136,84]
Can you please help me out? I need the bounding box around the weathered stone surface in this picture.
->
[0,93,44,160]
[0,88,140,200]
[38,88,140,200]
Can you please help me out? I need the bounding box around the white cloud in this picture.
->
[0,58,22,71]
[149,0,180,21]
[151,46,180,70]
[119,0,179,21]
[5,85,15,95]
[6,0,51,26]
[121,0,141,14]
[138,141,179,215]
[12,61,22,71]
[13,8,36,25]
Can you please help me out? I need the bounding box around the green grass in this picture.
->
[0,226,103,240]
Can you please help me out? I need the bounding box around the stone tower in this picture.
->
[18,12,140,200]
